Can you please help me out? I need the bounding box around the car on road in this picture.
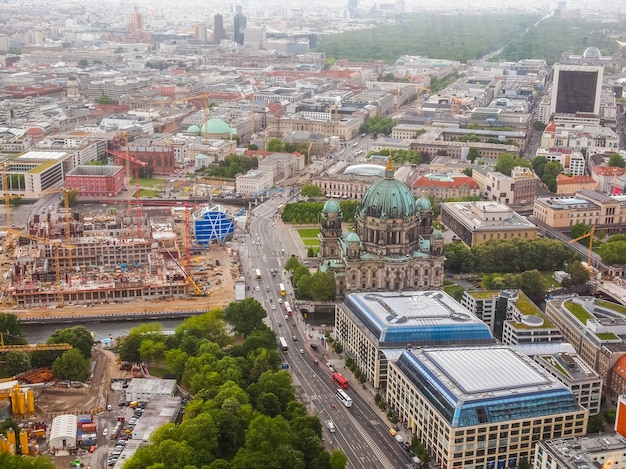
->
[292,335,297,341]
[326,362,335,372]
[271,305,276,310]
[103,428,108,437]
[299,349,304,354]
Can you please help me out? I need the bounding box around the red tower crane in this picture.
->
[104,148,149,238]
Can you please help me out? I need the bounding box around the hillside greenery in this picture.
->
[316,13,539,63]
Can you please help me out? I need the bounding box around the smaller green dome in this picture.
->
[196,154,209,159]
[323,199,341,214]
[201,118,231,135]
[187,124,200,134]
[346,232,360,243]
[416,196,432,210]
[432,229,444,240]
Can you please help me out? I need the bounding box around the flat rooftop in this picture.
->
[342,291,495,347]
[395,345,581,427]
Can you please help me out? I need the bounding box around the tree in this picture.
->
[224,298,267,338]
[518,269,547,303]
[494,153,530,176]
[300,184,323,197]
[96,96,113,104]
[48,326,95,358]
[247,144,259,150]
[266,138,286,153]
[462,167,473,177]
[467,147,479,163]
[329,449,348,469]
[444,243,473,273]
[519,458,531,469]
[66,189,79,207]
[77,59,88,68]
[608,153,626,168]
[531,155,548,178]
[52,349,90,381]
[3,352,31,376]
[587,413,605,433]
[567,261,590,285]
[0,313,26,344]
[284,257,302,272]
[541,161,563,192]
[570,223,591,241]
[533,121,546,131]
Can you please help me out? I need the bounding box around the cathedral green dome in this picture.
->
[201,118,231,136]
[416,195,432,211]
[346,232,360,243]
[358,159,417,219]
[432,229,444,240]
[322,199,341,214]
[187,124,201,135]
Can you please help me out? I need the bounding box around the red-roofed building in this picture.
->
[556,174,598,195]
[609,355,626,399]
[592,165,626,194]
[411,173,479,201]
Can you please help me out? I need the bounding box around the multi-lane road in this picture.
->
[236,194,417,469]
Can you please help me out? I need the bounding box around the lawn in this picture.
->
[565,301,593,325]
[303,239,320,247]
[146,365,171,378]
[130,178,166,188]
[298,228,320,238]
[137,189,161,198]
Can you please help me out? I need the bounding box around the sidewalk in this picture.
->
[302,326,414,444]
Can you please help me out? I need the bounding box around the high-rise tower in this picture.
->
[234,14,246,45]
[130,6,144,31]
[550,64,603,116]
[213,14,225,44]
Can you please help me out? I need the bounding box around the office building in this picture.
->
[440,201,539,247]
[213,14,225,43]
[130,6,144,32]
[534,434,626,469]
[387,346,587,469]
[335,290,496,388]
[234,14,246,45]
[550,64,603,116]
[544,297,626,384]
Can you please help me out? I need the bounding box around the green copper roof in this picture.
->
[359,174,417,219]
[323,198,341,214]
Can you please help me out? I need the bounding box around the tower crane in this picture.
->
[0,332,72,353]
[568,226,595,273]
[2,162,13,250]
[105,146,149,238]
[162,245,208,296]
[37,187,79,272]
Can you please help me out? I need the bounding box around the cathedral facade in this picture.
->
[319,159,445,299]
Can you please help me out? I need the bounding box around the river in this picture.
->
[22,318,186,344]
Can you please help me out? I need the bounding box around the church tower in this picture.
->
[319,199,342,259]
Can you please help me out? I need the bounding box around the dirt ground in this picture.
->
[13,244,238,320]
[26,246,239,414]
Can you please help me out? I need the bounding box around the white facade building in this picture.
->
[235,169,273,195]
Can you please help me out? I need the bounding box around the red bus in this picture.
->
[333,372,349,389]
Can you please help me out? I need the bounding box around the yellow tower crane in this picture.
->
[568,226,595,273]
[6,228,75,306]
[2,162,12,250]
[0,332,72,353]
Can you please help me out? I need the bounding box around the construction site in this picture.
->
[1,199,240,311]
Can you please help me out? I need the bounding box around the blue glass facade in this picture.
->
[194,209,235,245]
[396,352,581,428]
[344,294,495,347]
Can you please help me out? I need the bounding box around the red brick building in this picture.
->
[66,166,125,196]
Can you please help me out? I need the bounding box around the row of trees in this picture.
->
[281,201,358,224]
[366,149,422,165]
[359,116,396,136]
[199,155,259,179]
[114,305,347,469]
[284,258,336,301]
